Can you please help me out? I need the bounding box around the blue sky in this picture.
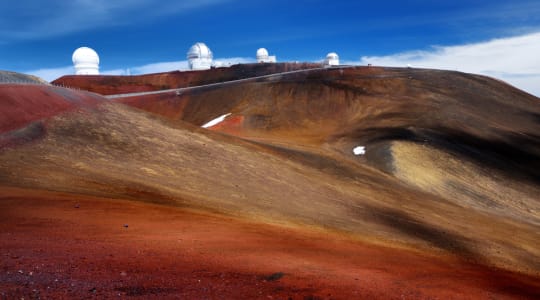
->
[1,0,540,95]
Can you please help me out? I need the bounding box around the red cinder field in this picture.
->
[1,65,540,299]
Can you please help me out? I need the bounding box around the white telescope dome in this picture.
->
[327,52,339,59]
[187,42,213,70]
[324,52,339,66]
[72,47,100,75]
[256,47,276,63]
[256,48,269,59]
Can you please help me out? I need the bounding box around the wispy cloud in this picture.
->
[109,57,254,75]
[25,57,254,81]
[358,31,540,97]
[25,66,74,83]
[129,61,189,75]
[0,0,231,41]
[212,57,255,67]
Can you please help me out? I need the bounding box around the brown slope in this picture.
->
[116,66,540,222]
[2,187,539,299]
[0,84,105,149]
[0,84,104,133]
[0,100,539,278]
[116,66,540,145]
[114,66,540,272]
[52,63,320,95]
[1,66,540,299]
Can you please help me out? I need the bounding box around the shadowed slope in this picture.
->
[117,67,540,214]
[117,67,540,222]
[111,67,540,274]
[0,101,539,277]
[116,67,540,145]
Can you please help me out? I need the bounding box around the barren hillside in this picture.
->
[1,67,539,299]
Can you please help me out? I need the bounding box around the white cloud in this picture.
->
[129,61,189,74]
[212,57,255,67]
[121,57,253,75]
[25,66,74,83]
[25,57,254,82]
[100,68,129,76]
[358,31,540,97]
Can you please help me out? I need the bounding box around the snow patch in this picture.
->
[202,113,231,128]
[353,146,366,156]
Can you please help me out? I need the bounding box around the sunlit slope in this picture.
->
[0,100,539,275]
[0,84,104,133]
[0,84,105,150]
[0,70,48,84]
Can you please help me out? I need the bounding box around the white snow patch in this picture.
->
[353,146,366,156]
[202,113,232,128]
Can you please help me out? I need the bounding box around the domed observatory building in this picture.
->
[72,47,100,75]
[256,48,276,63]
[324,52,339,67]
[187,42,213,70]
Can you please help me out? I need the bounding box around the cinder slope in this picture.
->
[2,187,539,299]
[111,66,540,274]
[0,99,538,277]
[0,85,104,133]
[117,66,540,223]
[0,84,105,149]
[1,66,539,282]
[116,67,539,146]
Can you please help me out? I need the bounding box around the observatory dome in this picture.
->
[72,47,100,75]
[256,47,276,63]
[187,42,213,70]
[256,48,269,60]
[324,52,339,66]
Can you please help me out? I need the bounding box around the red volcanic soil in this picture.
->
[0,84,103,134]
[206,115,245,136]
[2,187,539,299]
[52,63,321,95]
[3,67,540,299]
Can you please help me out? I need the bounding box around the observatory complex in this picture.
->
[187,42,213,70]
[324,52,339,66]
[256,48,277,63]
[70,43,339,75]
[72,47,100,75]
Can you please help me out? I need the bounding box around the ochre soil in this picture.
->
[3,67,540,299]
[2,187,539,299]
[0,84,103,134]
